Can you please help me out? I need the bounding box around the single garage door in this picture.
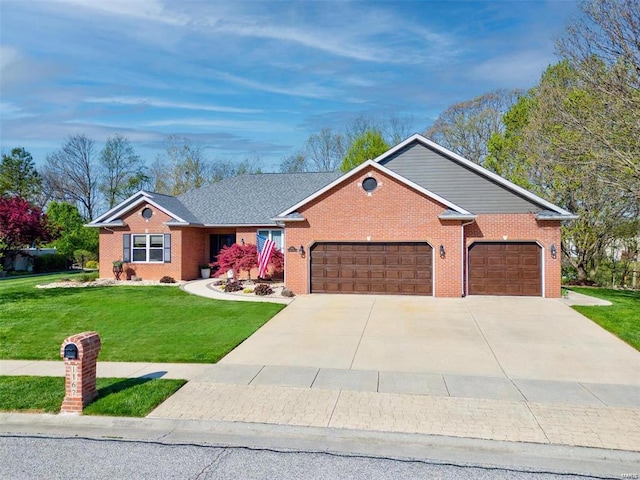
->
[311,242,432,295]
[468,242,541,296]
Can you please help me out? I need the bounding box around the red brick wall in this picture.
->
[285,166,463,297]
[466,215,562,297]
[283,166,563,298]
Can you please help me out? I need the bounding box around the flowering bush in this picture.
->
[212,243,284,279]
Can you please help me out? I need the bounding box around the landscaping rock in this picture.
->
[282,288,295,297]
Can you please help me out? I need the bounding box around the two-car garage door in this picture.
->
[311,243,433,295]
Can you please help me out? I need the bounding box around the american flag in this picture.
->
[256,234,276,279]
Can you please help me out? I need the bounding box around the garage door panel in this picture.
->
[469,242,541,296]
[385,256,400,266]
[311,242,432,295]
[385,269,400,279]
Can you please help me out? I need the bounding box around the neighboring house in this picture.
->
[88,134,576,297]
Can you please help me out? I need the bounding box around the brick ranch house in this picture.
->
[88,134,576,297]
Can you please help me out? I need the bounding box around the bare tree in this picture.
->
[279,151,309,173]
[556,0,640,200]
[425,89,521,165]
[304,128,345,171]
[150,136,212,195]
[99,134,145,208]
[43,134,100,219]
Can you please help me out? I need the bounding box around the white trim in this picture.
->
[103,196,188,224]
[465,240,544,297]
[536,213,579,221]
[270,216,306,222]
[307,240,435,297]
[278,160,471,217]
[84,220,126,228]
[89,191,152,224]
[374,134,574,217]
[130,233,166,263]
[257,229,284,252]
[460,219,475,297]
[541,244,546,298]
[439,213,477,221]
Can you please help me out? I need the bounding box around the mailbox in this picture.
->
[60,332,101,414]
[63,343,79,360]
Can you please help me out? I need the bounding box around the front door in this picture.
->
[210,234,236,263]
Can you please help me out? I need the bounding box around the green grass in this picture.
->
[0,274,284,362]
[569,287,640,351]
[0,375,185,416]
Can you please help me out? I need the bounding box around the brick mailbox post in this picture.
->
[60,331,101,415]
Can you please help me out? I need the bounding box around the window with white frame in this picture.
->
[132,234,165,262]
[257,230,283,251]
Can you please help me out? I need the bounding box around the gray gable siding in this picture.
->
[379,143,544,214]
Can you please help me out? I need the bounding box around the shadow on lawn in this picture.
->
[0,285,94,304]
[94,375,166,400]
[572,288,639,303]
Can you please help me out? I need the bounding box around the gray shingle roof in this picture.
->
[144,192,202,224]
[178,172,341,225]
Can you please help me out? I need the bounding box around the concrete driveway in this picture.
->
[220,295,640,385]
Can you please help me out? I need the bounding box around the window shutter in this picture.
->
[123,234,131,262]
[164,234,171,263]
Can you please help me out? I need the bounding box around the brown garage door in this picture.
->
[311,242,432,295]
[468,242,541,296]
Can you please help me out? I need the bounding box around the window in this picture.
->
[132,234,165,262]
[362,177,377,192]
[257,230,284,251]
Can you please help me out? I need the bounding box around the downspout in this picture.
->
[461,220,475,297]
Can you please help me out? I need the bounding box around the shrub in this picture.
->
[281,288,295,297]
[243,287,254,294]
[85,260,99,269]
[33,254,68,273]
[212,244,257,278]
[254,284,273,296]
[160,276,176,284]
[74,249,95,267]
[77,272,99,282]
[224,280,243,292]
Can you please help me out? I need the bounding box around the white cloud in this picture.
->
[210,71,336,99]
[0,101,33,119]
[141,118,289,132]
[84,96,262,114]
[52,0,189,26]
[470,50,555,87]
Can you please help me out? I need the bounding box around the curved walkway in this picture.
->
[182,279,294,304]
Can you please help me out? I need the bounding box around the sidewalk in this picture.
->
[3,359,638,452]
[0,359,207,380]
[148,363,640,452]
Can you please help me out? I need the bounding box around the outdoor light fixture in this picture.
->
[550,244,557,258]
[241,238,245,245]
[299,245,305,257]
[439,245,445,258]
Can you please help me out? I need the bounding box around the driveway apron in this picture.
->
[220,294,640,385]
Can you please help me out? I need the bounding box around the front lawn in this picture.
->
[0,274,284,362]
[569,287,640,351]
[0,375,185,416]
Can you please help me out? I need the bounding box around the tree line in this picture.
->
[425,0,639,287]
[1,0,637,286]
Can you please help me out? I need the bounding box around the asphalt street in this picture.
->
[0,435,625,480]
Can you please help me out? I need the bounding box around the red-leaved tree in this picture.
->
[212,243,284,279]
[0,196,53,266]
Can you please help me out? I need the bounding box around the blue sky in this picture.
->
[0,0,578,171]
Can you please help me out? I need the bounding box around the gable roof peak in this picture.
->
[374,134,574,217]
